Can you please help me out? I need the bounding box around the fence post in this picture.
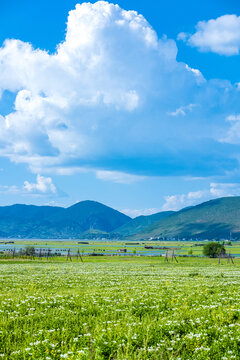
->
[67,249,72,261]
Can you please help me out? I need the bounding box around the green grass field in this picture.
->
[0,256,240,359]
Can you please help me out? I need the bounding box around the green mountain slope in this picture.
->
[132,197,240,240]
[0,201,130,238]
[114,211,174,237]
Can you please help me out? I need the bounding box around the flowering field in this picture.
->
[0,257,240,359]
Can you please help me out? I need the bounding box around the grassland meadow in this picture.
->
[0,256,240,359]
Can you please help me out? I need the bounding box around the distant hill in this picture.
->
[114,211,174,237]
[0,201,130,239]
[132,197,240,240]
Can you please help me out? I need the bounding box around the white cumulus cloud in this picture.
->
[23,175,57,194]
[178,14,240,55]
[0,1,177,168]
[0,2,239,178]
[0,2,205,169]
[0,175,58,196]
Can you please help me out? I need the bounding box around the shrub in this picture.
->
[24,246,36,256]
[203,242,225,258]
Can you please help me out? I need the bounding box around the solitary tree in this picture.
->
[25,246,35,257]
[203,242,225,258]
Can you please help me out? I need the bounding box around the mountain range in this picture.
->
[0,201,130,239]
[130,197,240,240]
[0,196,240,239]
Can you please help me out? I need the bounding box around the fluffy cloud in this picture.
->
[0,2,239,178]
[0,1,176,169]
[178,15,240,55]
[162,183,240,211]
[23,174,56,194]
[0,175,57,195]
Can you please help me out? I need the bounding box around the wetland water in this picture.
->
[0,239,186,256]
[1,239,240,257]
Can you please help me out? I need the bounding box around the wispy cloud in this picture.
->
[120,208,160,217]
[0,185,19,194]
[162,182,240,211]
[167,103,197,117]
[30,165,146,184]
[95,170,146,184]
[220,114,240,144]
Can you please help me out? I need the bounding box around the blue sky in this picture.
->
[0,0,240,216]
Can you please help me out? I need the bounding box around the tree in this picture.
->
[203,242,226,258]
[25,246,35,257]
